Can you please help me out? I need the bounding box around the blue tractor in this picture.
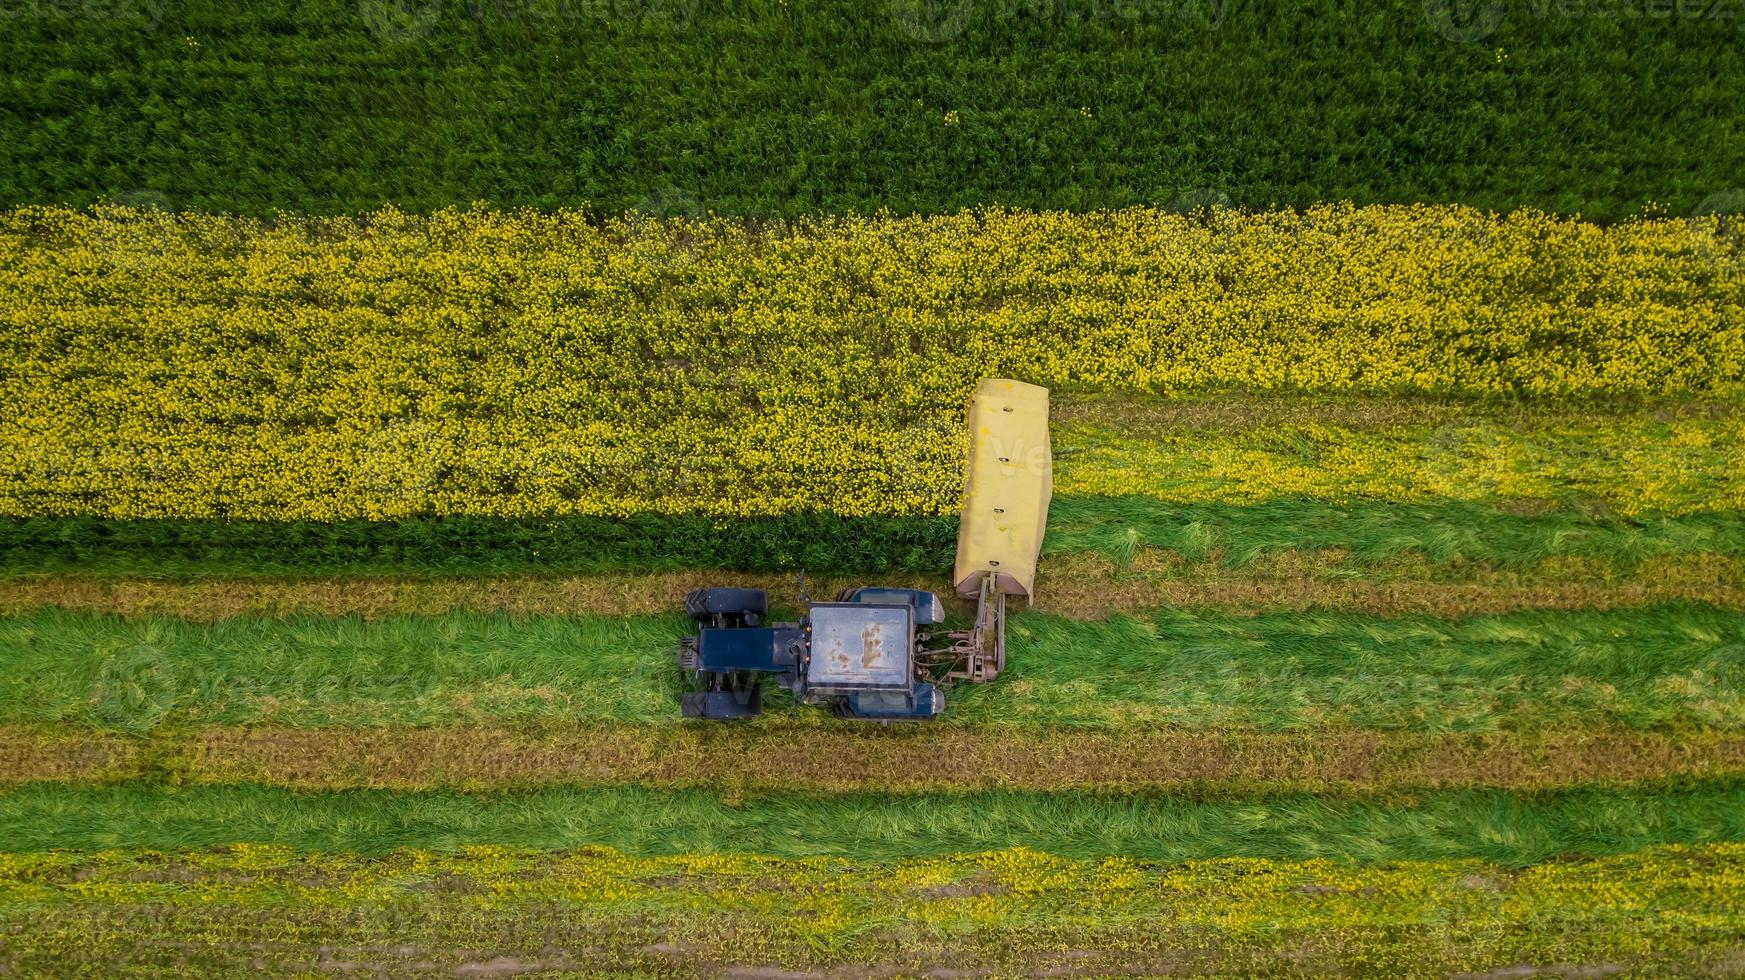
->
[677,379,1052,721]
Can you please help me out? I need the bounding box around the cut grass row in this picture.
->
[3,845,1741,977]
[2,606,1742,734]
[8,725,1745,794]
[5,783,1744,864]
[7,550,1741,623]
[6,496,1742,579]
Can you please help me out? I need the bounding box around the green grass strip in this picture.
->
[1,606,1740,733]
[3,783,1742,865]
[4,497,1740,579]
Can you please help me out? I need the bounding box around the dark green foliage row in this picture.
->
[2,497,1739,578]
[0,511,958,577]
[1,0,1740,219]
[3,782,1742,864]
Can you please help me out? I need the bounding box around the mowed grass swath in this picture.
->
[5,845,1744,976]
[3,606,1741,733]
[2,205,1742,521]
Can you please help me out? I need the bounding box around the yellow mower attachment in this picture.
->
[954,378,1052,600]
[937,379,1052,683]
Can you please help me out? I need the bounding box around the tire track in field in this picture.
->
[3,551,1741,621]
[8,725,1745,793]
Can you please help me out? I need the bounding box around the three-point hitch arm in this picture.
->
[917,573,1006,683]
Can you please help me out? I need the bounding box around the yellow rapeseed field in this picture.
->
[2,205,1740,519]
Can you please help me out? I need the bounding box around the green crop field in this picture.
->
[2,0,1744,974]
[3,0,1744,219]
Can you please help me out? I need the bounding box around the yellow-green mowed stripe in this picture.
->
[1055,413,1745,516]
[3,844,1743,976]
